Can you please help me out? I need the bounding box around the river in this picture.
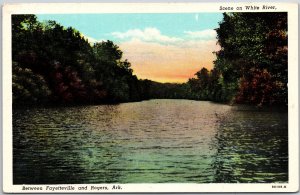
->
[13,99,288,184]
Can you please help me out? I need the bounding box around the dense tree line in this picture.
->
[187,13,288,106]
[12,15,150,106]
[149,12,288,106]
[12,13,287,107]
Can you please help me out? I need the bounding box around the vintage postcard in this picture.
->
[2,2,299,193]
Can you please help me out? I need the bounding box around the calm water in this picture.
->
[13,99,288,184]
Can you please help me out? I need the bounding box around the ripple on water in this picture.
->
[13,99,288,184]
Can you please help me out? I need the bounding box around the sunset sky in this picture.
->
[37,13,223,83]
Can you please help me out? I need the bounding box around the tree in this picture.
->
[12,62,51,105]
[213,13,287,105]
[12,15,145,105]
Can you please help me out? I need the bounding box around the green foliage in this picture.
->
[12,62,51,105]
[215,13,287,105]
[189,13,287,106]
[147,81,191,99]
[12,14,147,106]
[12,13,288,107]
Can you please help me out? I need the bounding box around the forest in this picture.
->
[12,13,287,107]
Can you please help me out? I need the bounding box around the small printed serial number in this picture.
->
[272,185,286,188]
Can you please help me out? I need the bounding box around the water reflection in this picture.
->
[212,108,288,183]
[13,100,288,184]
[13,105,124,184]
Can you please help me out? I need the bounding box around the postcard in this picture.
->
[2,2,299,193]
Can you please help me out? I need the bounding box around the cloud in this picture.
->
[118,39,220,83]
[184,29,217,40]
[82,28,220,83]
[81,34,107,45]
[112,27,183,43]
[112,28,217,46]
[84,36,98,44]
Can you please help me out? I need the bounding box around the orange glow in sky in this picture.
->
[37,13,223,83]
[120,39,220,83]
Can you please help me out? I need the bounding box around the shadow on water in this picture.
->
[212,108,288,183]
[13,100,288,184]
[13,105,123,184]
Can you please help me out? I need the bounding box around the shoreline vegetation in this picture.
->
[12,13,287,108]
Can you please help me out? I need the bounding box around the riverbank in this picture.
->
[230,103,288,112]
[13,98,288,113]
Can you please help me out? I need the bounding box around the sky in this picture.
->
[37,13,223,83]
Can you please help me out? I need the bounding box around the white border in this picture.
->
[2,3,299,193]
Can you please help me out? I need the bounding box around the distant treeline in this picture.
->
[12,13,287,107]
